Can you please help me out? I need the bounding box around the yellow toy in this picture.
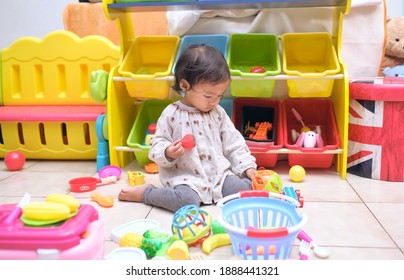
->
[0,30,119,160]
[127,171,145,186]
[45,193,80,213]
[166,239,189,260]
[22,202,71,221]
[289,165,306,182]
[119,232,144,248]
[202,233,231,254]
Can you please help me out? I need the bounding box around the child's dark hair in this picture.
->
[172,44,230,92]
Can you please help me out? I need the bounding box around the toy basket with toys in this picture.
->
[217,190,306,260]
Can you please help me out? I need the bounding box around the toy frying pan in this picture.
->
[69,176,117,193]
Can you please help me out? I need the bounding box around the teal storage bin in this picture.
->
[172,34,229,74]
[219,98,233,118]
[228,33,281,97]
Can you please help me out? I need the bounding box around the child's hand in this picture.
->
[245,168,257,180]
[165,139,185,160]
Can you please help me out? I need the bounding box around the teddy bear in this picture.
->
[380,16,404,75]
[383,65,404,77]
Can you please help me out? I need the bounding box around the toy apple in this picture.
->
[4,151,26,171]
[249,66,266,73]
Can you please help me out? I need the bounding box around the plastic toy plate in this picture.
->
[99,165,122,179]
[111,219,160,243]
[20,211,78,227]
[104,247,147,260]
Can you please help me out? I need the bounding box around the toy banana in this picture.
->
[22,201,70,221]
[202,233,231,254]
[45,193,80,213]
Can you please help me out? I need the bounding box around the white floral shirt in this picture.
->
[149,101,257,204]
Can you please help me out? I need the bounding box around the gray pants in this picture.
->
[143,175,252,213]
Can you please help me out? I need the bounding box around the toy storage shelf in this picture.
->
[108,0,348,12]
[103,0,350,179]
[113,74,344,81]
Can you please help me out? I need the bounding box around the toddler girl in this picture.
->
[118,44,257,212]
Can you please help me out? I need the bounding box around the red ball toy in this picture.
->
[4,151,26,171]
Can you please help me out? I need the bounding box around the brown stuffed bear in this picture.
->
[380,16,404,75]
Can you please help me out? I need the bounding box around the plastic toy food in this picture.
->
[202,233,231,254]
[4,151,26,171]
[45,193,80,212]
[249,66,265,73]
[119,232,144,248]
[180,134,195,149]
[289,165,306,182]
[22,201,71,221]
[144,162,159,174]
[166,239,189,260]
[91,193,114,208]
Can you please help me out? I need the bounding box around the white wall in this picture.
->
[0,0,72,49]
[385,0,404,17]
[0,0,403,50]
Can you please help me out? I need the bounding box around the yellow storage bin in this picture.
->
[118,36,180,99]
[281,32,340,98]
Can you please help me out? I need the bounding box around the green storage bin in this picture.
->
[127,99,175,165]
[227,33,281,97]
[281,32,340,98]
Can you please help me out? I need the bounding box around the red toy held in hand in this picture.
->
[181,134,195,149]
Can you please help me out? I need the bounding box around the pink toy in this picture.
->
[0,204,104,259]
[295,130,324,148]
[293,125,324,148]
[4,151,26,171]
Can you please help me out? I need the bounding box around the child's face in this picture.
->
[181,80,229,112]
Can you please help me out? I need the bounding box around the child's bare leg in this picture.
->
[118,184,154,202]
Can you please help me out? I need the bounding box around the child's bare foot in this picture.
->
[118,184,153,202]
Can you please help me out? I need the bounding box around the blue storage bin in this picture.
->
[172,34,229,74]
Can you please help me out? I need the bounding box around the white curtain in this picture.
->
[167,0,386,79]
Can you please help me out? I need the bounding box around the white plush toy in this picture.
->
[292,126,324,148]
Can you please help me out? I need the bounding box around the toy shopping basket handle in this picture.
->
[217,190,301,208]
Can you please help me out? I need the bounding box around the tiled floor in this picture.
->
[1,158,403,260]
